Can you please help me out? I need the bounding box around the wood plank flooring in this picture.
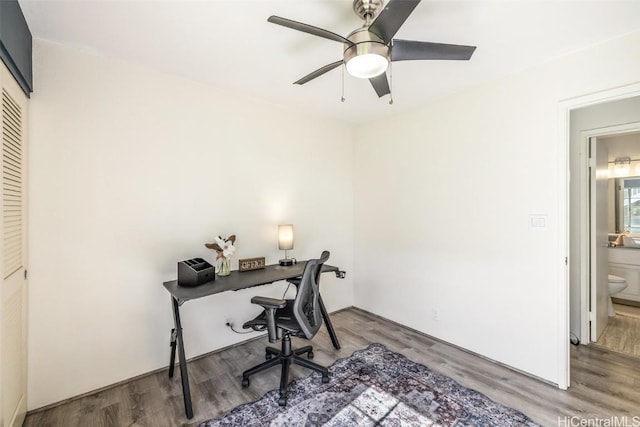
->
[24,307,640,427]
[595,303,640,357]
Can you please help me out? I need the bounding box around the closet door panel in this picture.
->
[0,59,28,427]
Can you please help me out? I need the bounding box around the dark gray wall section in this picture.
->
[0,0,32,95]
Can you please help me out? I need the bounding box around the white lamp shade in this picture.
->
[345,53,389,79]
[278,224,294,250]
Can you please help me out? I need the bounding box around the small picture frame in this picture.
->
[239,257,266,272]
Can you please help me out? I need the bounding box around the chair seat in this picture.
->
[243,300,306,337]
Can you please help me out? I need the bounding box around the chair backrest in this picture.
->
[292,251,330,339]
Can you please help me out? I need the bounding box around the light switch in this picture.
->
[530,215,548,230]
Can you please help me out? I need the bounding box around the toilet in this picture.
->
[608,275,628,316]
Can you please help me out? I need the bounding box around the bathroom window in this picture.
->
[619,178,640,233]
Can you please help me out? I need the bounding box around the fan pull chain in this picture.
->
[388,61,394,105]
[341,64,346,102]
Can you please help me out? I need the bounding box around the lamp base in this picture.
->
[279,258,294,266]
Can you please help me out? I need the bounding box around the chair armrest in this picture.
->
[251,296,286,309]
[250,296,286,343]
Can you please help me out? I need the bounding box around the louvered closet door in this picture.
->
[0,60,27,427]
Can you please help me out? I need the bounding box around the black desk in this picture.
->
[163,262,345,419]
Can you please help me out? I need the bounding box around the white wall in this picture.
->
[27,26,640,410]
[27,39,354,409]
[353,31,640,384]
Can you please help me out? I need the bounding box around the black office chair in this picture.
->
[241,251,330,406]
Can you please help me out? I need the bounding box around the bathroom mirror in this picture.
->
[611,176,640,234]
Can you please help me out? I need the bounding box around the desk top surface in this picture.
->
[163,262,339,303]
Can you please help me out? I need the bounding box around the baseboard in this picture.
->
[612,297,640,308]
[349,306,558,388]
[28,304,554,415]
[26,306,354,416]
[26,332,270,415]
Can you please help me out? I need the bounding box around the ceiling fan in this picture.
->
[268,0,476,100]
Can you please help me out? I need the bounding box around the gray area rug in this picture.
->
[200,343,539,426]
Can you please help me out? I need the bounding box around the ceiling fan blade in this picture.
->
[369,73,390,98]
[392,39,476,61]
[294,60,344,85]
[368,0,421,44]
[268,16,354,46]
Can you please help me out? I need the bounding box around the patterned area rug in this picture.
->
[200,343,538,426]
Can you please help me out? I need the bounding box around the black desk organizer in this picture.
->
[177,258,215,287]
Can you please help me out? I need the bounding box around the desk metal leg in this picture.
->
[169,328,177,378]
[171,296,194,419]
[318,295,341,350]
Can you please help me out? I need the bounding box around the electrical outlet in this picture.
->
[432,309,439,322]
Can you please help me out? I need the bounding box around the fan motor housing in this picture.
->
[343,27,390,66]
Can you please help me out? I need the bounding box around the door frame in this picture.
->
[558,82,640,389]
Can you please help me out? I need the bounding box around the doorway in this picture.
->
[580,126,640,346]
[584,129,640,357]
[563,88,640,388]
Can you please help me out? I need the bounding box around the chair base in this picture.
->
[241,334,329,406]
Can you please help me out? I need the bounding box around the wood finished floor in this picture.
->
[24,307,640,427]
[595,303,640,358]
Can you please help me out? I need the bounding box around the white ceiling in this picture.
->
[19,0,640,124]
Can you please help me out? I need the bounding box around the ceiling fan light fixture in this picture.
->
[269,0,477,99]
[343,28,390,79]
[346,53,389,78]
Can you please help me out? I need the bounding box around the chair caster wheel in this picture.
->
[322,374,329,384]
[241,378,249,388]
[307,351,314,359]
[278,396,287,406]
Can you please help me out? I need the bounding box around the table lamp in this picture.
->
[278,224,294,266]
